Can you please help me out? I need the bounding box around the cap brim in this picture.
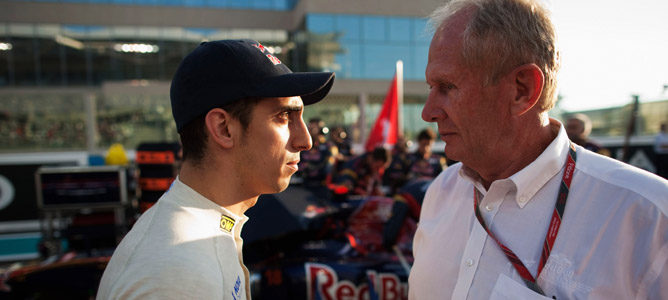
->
[252,72,335,105]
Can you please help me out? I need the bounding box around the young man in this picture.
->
[410,0,667,299]
[97,39,334,299]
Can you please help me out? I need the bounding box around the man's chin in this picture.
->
[445,147,469,165]
[443,145,458,160]
[274,176,292,193]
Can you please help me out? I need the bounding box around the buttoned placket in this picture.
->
[451,180,514,299]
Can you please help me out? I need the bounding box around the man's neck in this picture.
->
[469,117,559,190]
[178,159,258,216]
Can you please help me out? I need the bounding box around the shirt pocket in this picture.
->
[489,274,553,300]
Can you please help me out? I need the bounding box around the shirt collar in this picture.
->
[458,118,570,208]
[169,176,249,236]
[509,118,570,208]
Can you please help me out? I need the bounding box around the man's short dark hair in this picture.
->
[417,128,436,142]
[371,146,391,164]
[179,97,262,164]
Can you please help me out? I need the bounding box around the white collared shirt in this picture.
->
[409,119,668,299]
[97,177,250,300]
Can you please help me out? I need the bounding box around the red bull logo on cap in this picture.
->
[266,54,282,65]
[252,43,266,53]
[252,42,282,65]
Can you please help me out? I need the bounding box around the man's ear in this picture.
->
[510,63,544,116]
[204,108,235,149]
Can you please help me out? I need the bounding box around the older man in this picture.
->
[409,0,668,299]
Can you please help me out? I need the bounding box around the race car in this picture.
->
[1,180,430,300]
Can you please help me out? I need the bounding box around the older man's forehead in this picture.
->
[427,9,472,64]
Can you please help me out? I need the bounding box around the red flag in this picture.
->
[365,73,399,152]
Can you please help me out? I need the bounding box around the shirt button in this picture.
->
[485,204,493,211]
[465,259,475,267]
[519,196,527,203]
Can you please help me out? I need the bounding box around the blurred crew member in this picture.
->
[299,118,336,187]
[655,122,668,178]
[330,126,352,159]
[565,113,609,156]
[383,136,413,194]
[97,39,334,300]
[407,128,446,180]
[336,147,391,196]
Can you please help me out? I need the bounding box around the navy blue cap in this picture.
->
[170,39,335,132]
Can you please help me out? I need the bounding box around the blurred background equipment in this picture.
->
[36,165,129,256]
[135,142,180,212]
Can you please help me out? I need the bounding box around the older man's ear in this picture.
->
[510,63,544,116]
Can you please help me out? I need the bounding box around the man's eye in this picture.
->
[278,111,291,121]
[437,83,455,93]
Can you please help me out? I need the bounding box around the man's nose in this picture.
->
[292,118,312,152]
[422,94,441,122]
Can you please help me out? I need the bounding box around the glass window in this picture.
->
[11,37,38,86]
[182,0,206,6]
[134,0,160,5]
[362,44,410,79]
[252,0,275,10]
[362,16,386,42]
[305,14,431,80]
[388,17,411,43]
[410,45,429,80]
[336,15,361,42]
[25,0,298,10]
[275,0,293,10]
[161,0,183,5]
[226,0,250,9]
[412,18,432,43]
[307,14,335,34]
[336,42,362,79]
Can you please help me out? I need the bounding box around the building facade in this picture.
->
[0,0,443,154]
[1,0,666,155]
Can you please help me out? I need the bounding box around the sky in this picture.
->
[548,0,668,112]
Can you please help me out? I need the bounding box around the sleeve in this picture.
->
[99,253,224,300]
[636,236,668,300]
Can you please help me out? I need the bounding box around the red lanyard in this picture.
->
[473,142,577,295]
